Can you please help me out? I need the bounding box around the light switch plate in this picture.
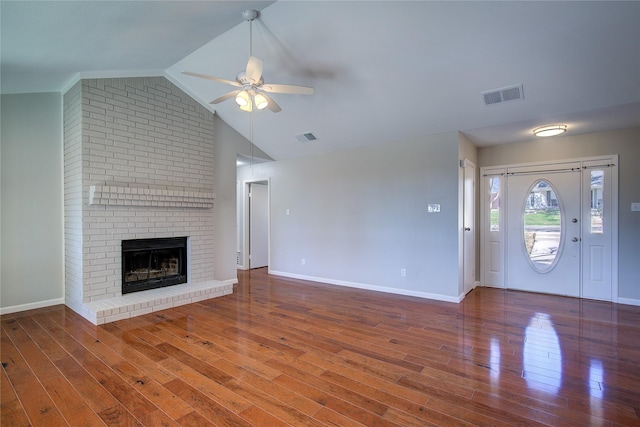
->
[632,202,640,212]
[428,204,440,213]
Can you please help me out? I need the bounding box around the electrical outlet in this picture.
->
[428,204,440,213]
[400,268,407,277]
[301,258,306,265]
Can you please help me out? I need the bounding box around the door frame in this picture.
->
[462,159,477,295]
[480,155,618,302]
[241,178,270,270]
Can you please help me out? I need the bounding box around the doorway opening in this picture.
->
[243,180,269,270]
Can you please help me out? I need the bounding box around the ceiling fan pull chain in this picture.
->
[250,101,254,171]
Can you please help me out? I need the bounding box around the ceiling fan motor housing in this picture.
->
[242,9,258,21]
[236,72,263,86]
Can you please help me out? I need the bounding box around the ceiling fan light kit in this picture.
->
[182,9,313,114]
[254,93,269,110]
[235,90,250,107]
[533,124,568,137]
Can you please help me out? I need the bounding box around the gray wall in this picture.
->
[1,93,64,311]
[213,114,271,280]
[478,127,640,301]
[3,90,636,311]
[238,131,464,300]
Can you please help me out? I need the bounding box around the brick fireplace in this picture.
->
[64,76,233,324]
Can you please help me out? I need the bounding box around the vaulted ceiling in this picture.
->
[2,1,639,160]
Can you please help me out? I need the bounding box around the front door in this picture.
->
[506,165,581,296]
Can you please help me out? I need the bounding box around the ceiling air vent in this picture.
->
[481,84,524,106]
[295,132,318,143]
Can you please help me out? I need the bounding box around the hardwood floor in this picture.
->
[2,268,639,426]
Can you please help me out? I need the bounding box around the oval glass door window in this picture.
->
[523,180,562,272]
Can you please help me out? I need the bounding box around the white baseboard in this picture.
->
[269,270,462,303]
[0,297,65,315]
[617,297,640,307]
[458,281,484,301]
[477,284,640,307]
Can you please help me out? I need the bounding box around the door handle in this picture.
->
[572,237,580,242]
[571,218,578,223]
[464,227,471,231]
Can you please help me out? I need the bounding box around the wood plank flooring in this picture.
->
[2,267,640,426]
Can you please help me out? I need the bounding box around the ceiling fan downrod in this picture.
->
[242,10,259,57]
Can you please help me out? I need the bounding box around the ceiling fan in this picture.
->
[182,9,313,113]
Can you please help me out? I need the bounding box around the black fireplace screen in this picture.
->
[122,237,187,294]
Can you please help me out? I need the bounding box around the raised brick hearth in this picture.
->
[63,76,233,324]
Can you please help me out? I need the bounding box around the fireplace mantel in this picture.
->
[89,185,215,208]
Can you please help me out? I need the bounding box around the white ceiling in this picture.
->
[2,1,639,161]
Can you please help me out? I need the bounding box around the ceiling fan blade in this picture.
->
[210,90,241,104]
[245,56,263,85]
[260,92,282,113]
[261,83,314,95]
[182,71,240,87]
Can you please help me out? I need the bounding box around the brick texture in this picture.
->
[64,77,216,316]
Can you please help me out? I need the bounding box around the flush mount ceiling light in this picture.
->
[533,124,567,137]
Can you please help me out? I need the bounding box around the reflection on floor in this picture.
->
[1,268,639,426]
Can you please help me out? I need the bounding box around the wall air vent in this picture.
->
[295,132,318,143]
[481,84,524,106]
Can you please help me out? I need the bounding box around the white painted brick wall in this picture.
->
[64,76,216,307]
[64,82,84,314]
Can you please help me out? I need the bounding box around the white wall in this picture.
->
[478,127,640,302]
[238,131,464,301]
[1,93,64,312]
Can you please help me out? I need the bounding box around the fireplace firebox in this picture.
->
[122,237,187,294]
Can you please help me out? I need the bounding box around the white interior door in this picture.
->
[463,160,476,294]
[249,182,268,269]
[506,167,581,297]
